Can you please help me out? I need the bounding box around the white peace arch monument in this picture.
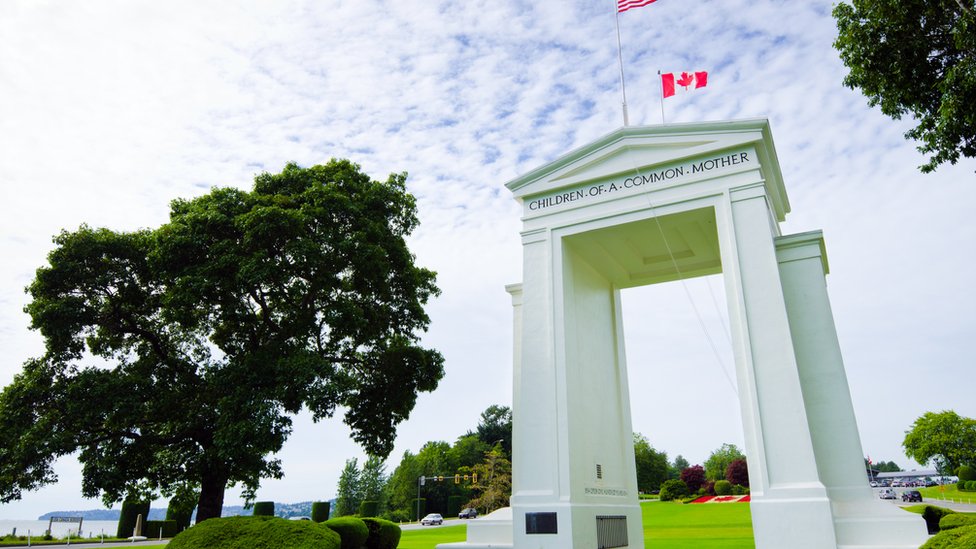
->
[439,119,928,549]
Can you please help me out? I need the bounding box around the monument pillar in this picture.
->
[776,231,929,547]
[725,183,838,548]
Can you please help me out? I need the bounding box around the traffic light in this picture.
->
[455,474,460,484]
[472,473,478,483]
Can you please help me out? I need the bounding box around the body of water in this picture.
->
[0,519,120,539]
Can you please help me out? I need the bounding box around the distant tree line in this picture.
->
[333,405,513,522]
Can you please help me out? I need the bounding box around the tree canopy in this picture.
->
[903,410,976,474]
[466,447,511,514]
[633,433,669,493]
[704,443,745,482]
[475,405,512,457]
[0,160,443,522]
[832,0,976,172]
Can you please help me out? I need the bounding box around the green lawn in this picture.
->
[396,502,755,548]
[918,484,976,504]
[643,501,754,549]
[396,524,467,549]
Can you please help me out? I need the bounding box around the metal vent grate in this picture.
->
[596,515,628,549]
[596,463,603,479]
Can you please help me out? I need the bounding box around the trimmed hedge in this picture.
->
[252,501,275,517]
[411,498,426,521]
[362,517,401,549]
[311,501,331,523]
[144,520,179,538]
[117,499,151,538]
[166,496,196,532]
[920,524,976,549]
[323,516,369,549]
[923,506,957,534]
[941,514,976,531]
[714,480,732,496]
[359,500,379,517]
[168,516,340,549]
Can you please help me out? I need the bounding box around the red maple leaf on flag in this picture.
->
[677,72,695,88]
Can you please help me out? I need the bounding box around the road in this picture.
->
[872,486,976,513]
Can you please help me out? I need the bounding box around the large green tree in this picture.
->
[633,433,669,494]
[359,455,388,512]
[704,443,745,482]
[334,458,362,517]
[0,160,443,522]
[465,447,511,515]
[833,0,976,172]
[475,405,512,457]
[903,410,976,475]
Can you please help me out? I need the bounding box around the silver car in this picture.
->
[421,513,444,525]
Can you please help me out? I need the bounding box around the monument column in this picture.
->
[725,183,838,548]
[776,232,928,547]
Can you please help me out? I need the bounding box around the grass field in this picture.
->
[397,524,467,549]
[643,501,754,548]
[917,484,976,504]
[396,501,754,548]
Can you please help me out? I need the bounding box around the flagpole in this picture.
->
[658,70,666,124]
[614,4,630,126]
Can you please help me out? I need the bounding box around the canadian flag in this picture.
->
[661,71,708,98]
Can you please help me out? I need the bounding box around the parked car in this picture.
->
[459,508,479,519]
[902,490,922,502]
[879,489,896,500]
[421,513,444,525]
[869,481,878,488]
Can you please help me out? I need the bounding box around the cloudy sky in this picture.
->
[1,0,974,519]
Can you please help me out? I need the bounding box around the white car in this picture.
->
[879,489,896,500]
[421,513,444,525]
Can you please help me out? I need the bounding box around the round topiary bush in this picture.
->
[362,517,401,549]
[920,523,976,548]
[714,480,732,496]
[323,516,369,549]
[922,505,957,535]
[659,479,689,502]
[956,465,975,482]
[941,514,976,531]
[168,516,340,549]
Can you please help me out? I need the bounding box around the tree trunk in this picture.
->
[195,471,227,523]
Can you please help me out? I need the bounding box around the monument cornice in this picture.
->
[504,118,791,222]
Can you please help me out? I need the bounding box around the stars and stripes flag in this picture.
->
[661,71,709,98]
[617,0,658,13]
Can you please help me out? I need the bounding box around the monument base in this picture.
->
[829,488,929,548]
[750,486,929,548]
[436,507,513,549]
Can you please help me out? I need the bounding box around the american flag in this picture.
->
[617,0,658,13]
